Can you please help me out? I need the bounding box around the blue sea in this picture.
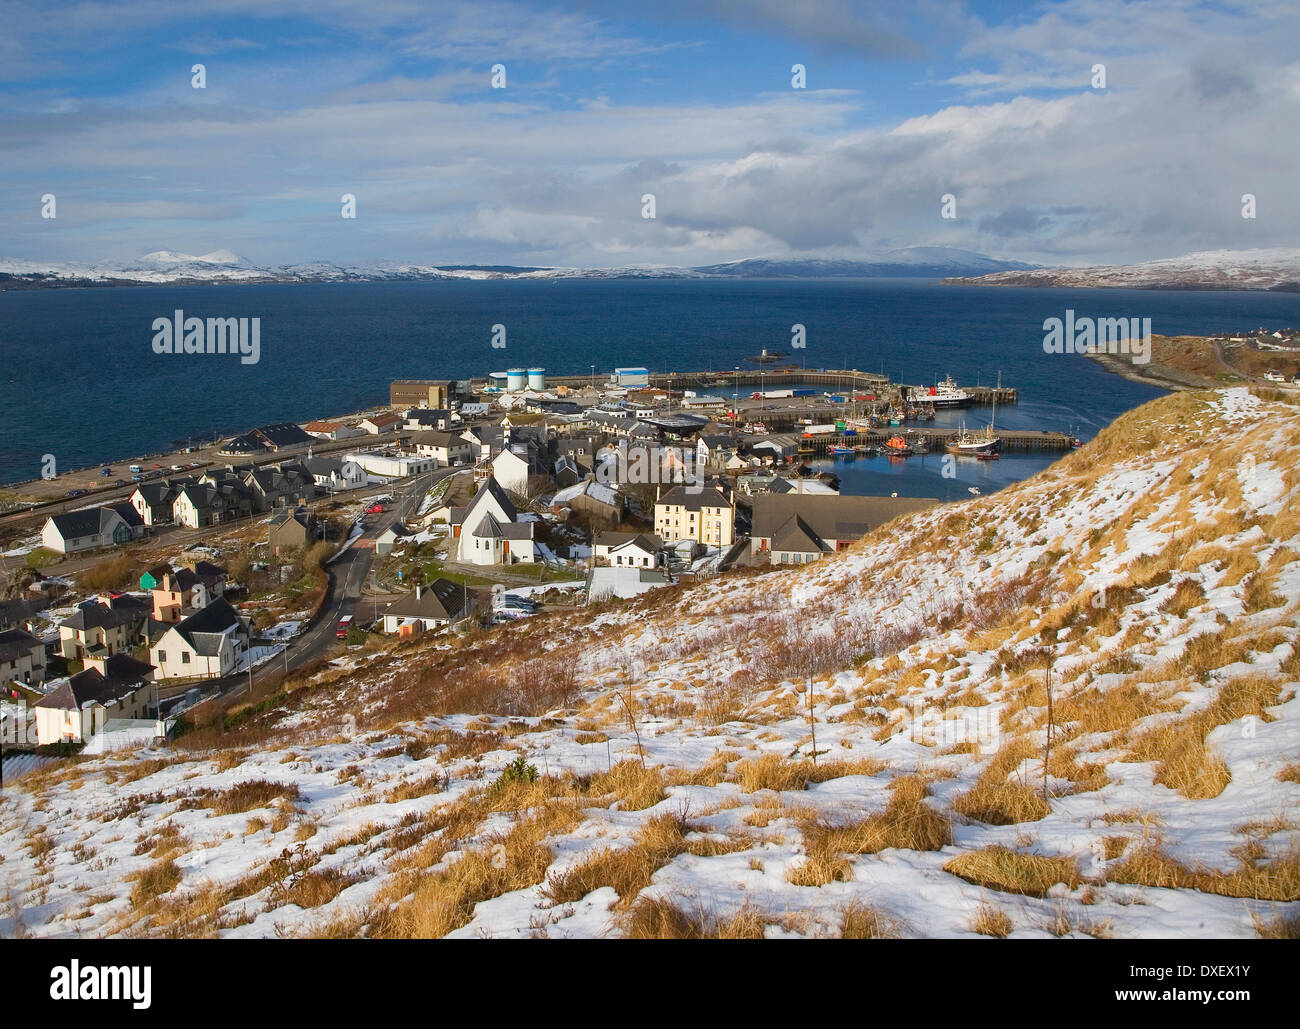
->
[4,278,1300,494]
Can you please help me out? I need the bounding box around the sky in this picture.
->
[1,0,1297,269]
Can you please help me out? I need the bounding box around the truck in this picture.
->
[336,615,353,639]
[751,390,794,400]
[802,424,837,436]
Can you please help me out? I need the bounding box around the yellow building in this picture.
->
[654,484,734,546]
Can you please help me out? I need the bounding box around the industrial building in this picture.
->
[390,379,454,409]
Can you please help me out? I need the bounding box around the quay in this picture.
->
[536,368,1017,406]
[796,428,1077,453]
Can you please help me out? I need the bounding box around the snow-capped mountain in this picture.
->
[0,247,1036,288]
[943,247,1300,291]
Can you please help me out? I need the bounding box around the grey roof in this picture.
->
[751,494,940,542]
[384,579,469,621]
[34,667,148,711]
[48,506,124,540]
[594,531,662,551]
[251,423,315,449]
[656,484,731,511]
[412,430,467,447]
[770,515,833,555]
[465,477,518,523]
[0,628,43,663]
[170,597,243,648]
[59,598,145,633]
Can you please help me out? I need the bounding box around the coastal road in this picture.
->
[169,466,458,710]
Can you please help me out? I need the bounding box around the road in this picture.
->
[163,466,459,712]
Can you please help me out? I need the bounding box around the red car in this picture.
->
[366,503,385,514]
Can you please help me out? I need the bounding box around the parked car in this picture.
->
[366,503,385,514]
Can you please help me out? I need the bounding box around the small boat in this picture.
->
[882,435,911,454]
[968,486,981,495]
[830,445,855,456]
[907,439,929,455]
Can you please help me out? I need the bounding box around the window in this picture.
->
[158,651,166,663]
[182,652,190,664]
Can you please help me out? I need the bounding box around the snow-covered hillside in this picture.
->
[945,248,1300,291]
[0,247,1035,288]
[3,386,1298,939]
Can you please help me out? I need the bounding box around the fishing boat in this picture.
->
[907,374,971,409]
[945,373,1001,455]
[830,445,855,456]
[907,437,930,455]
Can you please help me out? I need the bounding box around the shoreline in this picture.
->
[1083,350,1200,392]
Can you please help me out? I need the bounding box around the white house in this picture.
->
[381,579,471,634]
[412,431,475,467]
[149,598,249,680]
[592,531,663,568]
[452,479,535,566]
[41,507,132,555]
[33,658,155,745]
[345,452,434,479]
[303,455,366,491]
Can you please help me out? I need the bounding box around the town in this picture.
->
[1,365,980,756]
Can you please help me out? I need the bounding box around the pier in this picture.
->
[536,368,1017,406]
[796,428,1076,454]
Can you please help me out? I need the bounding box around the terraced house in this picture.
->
[57,595,150,661]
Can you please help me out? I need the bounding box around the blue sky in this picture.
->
[2,0,1297,268]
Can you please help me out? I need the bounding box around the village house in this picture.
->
[375,523,408,556]
[302,454,366,492]
[592,531,663,568]
[173,481,255,528]
[250,422,316,451]
[0,628,46,687]
[404,408,454,432]
[242,464,315,511]
[654,483,735,547]
[268,508,314,553]
[302,419,365,441]
[33,657,156,746]
[149,597,250,680]
[148,562,227,623]
[58,595,150,660]
[451,478,535,566]
[551,479,624,529]
[358,412,404,435]
[0,598,39,633]
[129,480,190,526]
[380,579,472,634]
[750,494,940,564]
[411,430,475,467]
[41,507,133,555]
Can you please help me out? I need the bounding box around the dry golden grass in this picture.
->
[542,811,688,906]
[1110,841,1300,901]
[1124,672,1282,799]
[953,738,1051,825]
[787,775,952,887]
[943,846,1080,898]
[584,761,666,810]
[732,753,885,793]
[129,858,182,907]
[1252,911,1300,939]
[622,896,773,939]
[838,901,902,939]
[376,802,578,938]
[1278,760,1300,784]
[970,902,1014,938]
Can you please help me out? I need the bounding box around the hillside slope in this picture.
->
[3,387,1298,939]
[943,248,1300,292]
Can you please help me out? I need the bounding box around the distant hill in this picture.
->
[943,247,1300,292]
[0,246,1037,289]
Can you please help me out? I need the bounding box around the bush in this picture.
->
[491,756,539,791]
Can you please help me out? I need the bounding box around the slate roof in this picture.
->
[383,579,468,621]
[47,507,124,541]
[169,597,243,648]
[34,667,148,711]
[751,495,940,542]
[0,628,43,663]
[656,484,732,511]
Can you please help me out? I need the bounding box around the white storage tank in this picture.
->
[506,368,526,391]
[527,367,546,390]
